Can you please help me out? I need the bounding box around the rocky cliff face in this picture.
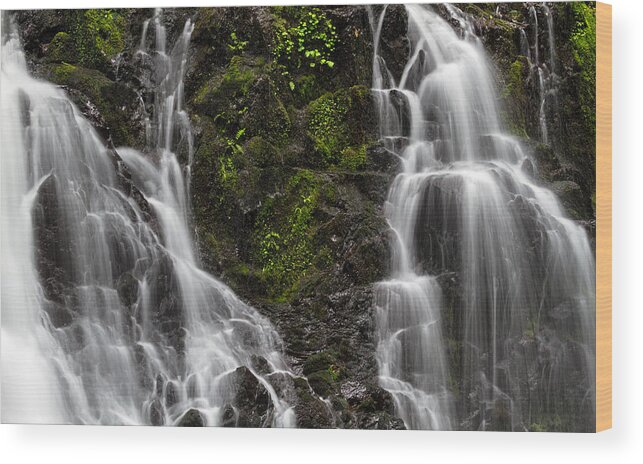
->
[11,3,595,430]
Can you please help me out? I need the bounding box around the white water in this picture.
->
[1,28,67,423]
[527,3,560,145]
[371,5,595,431]
[1,11,295,426]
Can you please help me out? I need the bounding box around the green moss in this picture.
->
[245,136,280,167]
[47,32,76,63]
[307,86,372,167]
[293,74,321,104]
[47,62,136,145]
[302,351,340,397]
[307,370,334,397]
[258,91,291,146]
[223,55,256,96]
[339,144,367,171]
[51,62,78,81]
[502,57,528,138]
[256,169,322,298]
[193,56,258,117]
[308,91,348,161]
[303,351,335,375]
[504,59,525,97]
[570,2,597,132]
[71,9,125,69]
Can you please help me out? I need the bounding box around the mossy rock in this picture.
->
[192,55,262,118]
[306,370,334,397]
[501,56,529,138]
[253,169,333,299]
[302,351,342,397]
[338,144,367,171]
[292,376,334,428]
[46,63,140,146]
[46,32,76,63]
[71,9,125,71]
[242,77,292,147]
[307,85,375,167]
[245,136,280,167]
[293,74,322,105]
[303,351,335,375]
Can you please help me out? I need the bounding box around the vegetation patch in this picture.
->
[193,55,258,117]
[501,57,528,137]
[256,170,322,299]
[47,62,137,145]
[46,32,75,63]
[71,9,125,69]
[271,7,337,91]
[569,2,597,132]
[307,86,372,167]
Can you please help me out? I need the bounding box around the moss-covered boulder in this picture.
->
[306,85,375,167]
[44,62,143,147]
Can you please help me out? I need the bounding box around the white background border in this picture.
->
[1,0,640,462]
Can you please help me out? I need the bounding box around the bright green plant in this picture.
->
[228,31,249,54]
[272,8,337,90]
[71,9,125,68]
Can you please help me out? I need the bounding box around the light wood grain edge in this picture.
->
[595,1,612,433]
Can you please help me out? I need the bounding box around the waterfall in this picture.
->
[526,3,560,146]
[1,12,295,426]
[1,25,68,424]
[371,4,595,431]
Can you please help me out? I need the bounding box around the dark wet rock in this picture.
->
[177,408,205,427]
[551,180,590,220]
[231,366,273,427]
[149,399,165,426]
[9,9,68,58]
[221,404,237,427]
[165,382,179,409]
[116,272,139,308]
[376,5,409,82]
[292,377,334,428]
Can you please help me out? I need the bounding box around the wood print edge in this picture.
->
[596,0,612,433]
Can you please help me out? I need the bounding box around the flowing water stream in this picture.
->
[370,4,595,431]
[1,11,295,426]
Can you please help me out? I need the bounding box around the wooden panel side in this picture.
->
[596,1,612,433]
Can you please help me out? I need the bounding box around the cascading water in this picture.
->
[526,3,560,146]
[371,4,595,431]
[1,25,68,424]
[1,11,295,426]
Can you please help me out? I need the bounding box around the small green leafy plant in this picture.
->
[272,8,337,90]
[257,170,320,297]
[218,128,245,189]
[227,32,248,54]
